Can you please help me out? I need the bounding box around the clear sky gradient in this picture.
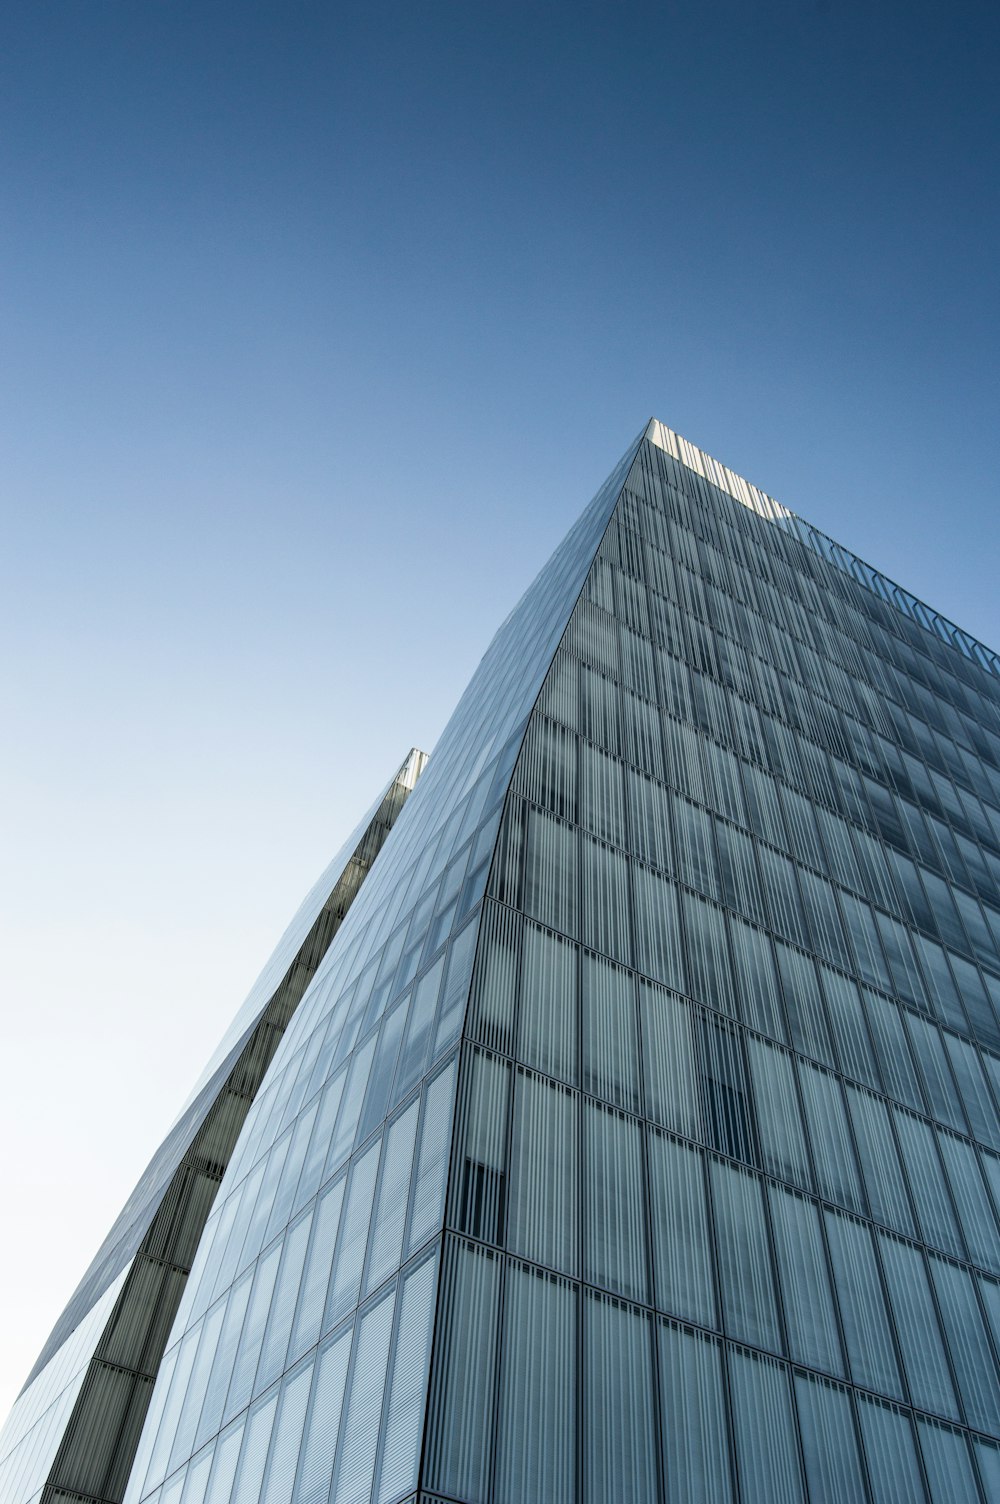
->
[2,0,998,1417]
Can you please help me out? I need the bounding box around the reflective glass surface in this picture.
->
[8,417,1000,1504]
[1,751,427,1504]
[431,425,1000,1502]
[115,435,644,1504]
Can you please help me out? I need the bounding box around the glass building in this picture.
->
[5,418,1000,1503]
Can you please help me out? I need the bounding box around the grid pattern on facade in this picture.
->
[101,436,645,1504]
[426,434,1000,1503]
[7,420,1000,1504]
[0,752,427,1504]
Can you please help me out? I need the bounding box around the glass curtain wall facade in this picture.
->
[6,417,1000,1504]
[0,749,429,1504]
[430,422,1000,1504]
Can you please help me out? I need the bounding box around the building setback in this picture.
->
[5,419,1000,1502]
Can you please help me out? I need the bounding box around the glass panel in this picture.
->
[324,1141,380,1330]
[746,1036,811,1188]
[729,1348,803,1504]
[523,806,577,937]
[194,1272,254,1451]
[768,1184,842,1374]
[864,990,925,1111]
[376,1253,438,1504]
[454,1050,509,1246]
[918,1419,981,1504]
[259,1364,311,1504]
[225,1240,282,1421]
[255,1209,313,1396]
[407,1057,457,1254]
[907,1013,967,1132]
[825,1210,903,1399]
[364,1100,420,1296]
[846,1084,916,1236]
[640,981,701,1139]
[331,1286,396,1504]
[203,1421,245,1504]
[508,1068,577,1274]
[518,921,577,1085]
[580,835,631,964]
[292,1328,351,1504]
[658,1321,732,1504]
[230,1390,278,1504]
[727,914,787,1041]
[893,1108,965,1257]
[424,1239,499,1503]
[776,942,835,1066]
[648,1131,715,1328]
[877,1232,958,1418]
[794,1373,866,1504]
[820,965,881,1089]
[928,1254,1000,1436]
[582,951,639,1109]
[584,1100,647,1301]
[495,1263,576,1504]
[699,1013,756,1163]
[709,1158,780,1351]
[937,1128,1000,1273]
[797,1060,865,1213]
[583,1291,658,1504]
[632,864,686,993]
[857,1395,927,1504]
[580,740,625,846]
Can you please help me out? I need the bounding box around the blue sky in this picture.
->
[1,0,998,1416]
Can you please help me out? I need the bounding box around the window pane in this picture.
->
[727,914,787,1042]
[877,1232,958,1418]
[648,1131,715,1328]
[407,1057,458,1254]
[581,835,631,964]
[324,1142,380,1330]
[292,1329,350,1504]
[825,1210,903,1399]
[454,1050,509,1246]
[495,1264,576,1504]
[582,951,639,1109]
[518,921,577,1085]
[893,1108,965,1257]
[797,1060,864,1212]
[709,1159,780,1350]
[768,1185,842,1374]
[376,1253,438,1504]
[658,1321,732,1504]
[918,1420,980,1504]
[259,1363,311,1504]
[523,806,577,937]
[929,1255,1000,1435]
[640,981,701,1139]
[583,1292,658,1504]
[364,1101,420,1296]
[794,1373,866,1504]
[584,1101,647,1301]
[684,891,735,1018]
[331,1286,396,1504]
[508,1069,577,1274]
[729,1348,803,1504]
[846,1084,915,1237]
[699,1014,756,1163]
[857,1396,926,1504]
[746,1036,811,1188]
[633,864,686,993]
[424,1239,499,1503]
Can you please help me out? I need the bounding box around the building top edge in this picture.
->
[644,418,1000,683]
